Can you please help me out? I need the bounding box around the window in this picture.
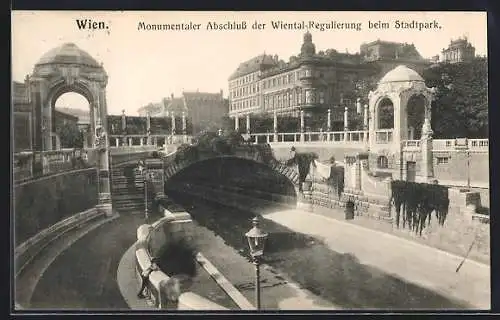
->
[319,91,325,104]
[377,156,389,169]
[437,157,449,165]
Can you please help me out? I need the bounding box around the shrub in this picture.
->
[156,237,198,277]
[390,180,450,234]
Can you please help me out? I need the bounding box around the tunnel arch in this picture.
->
[164,156,298,203]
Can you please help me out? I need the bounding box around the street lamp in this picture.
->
[245,216,268,310]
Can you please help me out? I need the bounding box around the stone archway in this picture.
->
[406,94,428,140]
[368,65,436,180]
[29,43,108,151]
[27,43,112,216]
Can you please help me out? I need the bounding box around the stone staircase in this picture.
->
[269,160,300,185]
[110,164,145,214]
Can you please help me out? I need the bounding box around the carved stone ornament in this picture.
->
[421,118,433,140]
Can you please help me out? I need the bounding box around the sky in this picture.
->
[12,11,487,115]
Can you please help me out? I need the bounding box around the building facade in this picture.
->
[137,90,227,134]
[228,33,431,123]
[13,80,33,152]
[441,37,476,64]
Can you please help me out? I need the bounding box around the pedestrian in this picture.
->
[137,160,145,175]
[138,257,160,299]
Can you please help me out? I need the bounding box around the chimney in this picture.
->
[220,89,223,97]
[171,93,174,100]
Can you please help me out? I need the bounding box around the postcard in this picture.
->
[11,11,489,312]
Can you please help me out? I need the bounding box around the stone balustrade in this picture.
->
[248,130,368,144]
[109,134,192,148]
[433,138,489,151]
[13,148,93,182]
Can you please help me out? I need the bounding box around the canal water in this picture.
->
[167,190,474,310]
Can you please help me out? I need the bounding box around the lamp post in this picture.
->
[245,216,268,310]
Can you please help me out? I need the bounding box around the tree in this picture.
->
[422,57,488,138]
[56,122,84,149]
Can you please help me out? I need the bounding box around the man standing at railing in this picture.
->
[138,257,160,299]
[290,146,296,160]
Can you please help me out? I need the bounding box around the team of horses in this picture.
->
[390,181,450,236]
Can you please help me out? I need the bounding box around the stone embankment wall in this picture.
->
[135,210,228,310]
[14,167,99,246]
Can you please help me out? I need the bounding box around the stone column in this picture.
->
[300,110,305,142]
[181,112,187,143]
[234,115,239,132]
[171,114,176,136]
[363,104,369,143]
[419,118,434,182]
[140,138,144,146]
[121,109,127,146]
[96,87,112,217]
[356,98,362,114]
[43,109,52,151]
[145,159,166,199]
[327,108,331,131]
[409,127,415,140]
[128,137,132,146]
[273,111,278,142]
[115,138,119,147]
[146,112,151,145]
[344,106,349,142]
[246,114,251,135]
[182,112,187,134]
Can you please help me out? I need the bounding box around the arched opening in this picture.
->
[53,92,91,149]
[163,157,298,260]
[166,157,297,202]
[377,156,389,169]
[406,94,427,140]
[377,98,394,129]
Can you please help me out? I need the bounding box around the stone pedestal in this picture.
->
[145,159,165,198]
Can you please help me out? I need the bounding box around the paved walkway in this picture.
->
[15,215,119,308]
[28,214,146,309]
[262,206,491,310]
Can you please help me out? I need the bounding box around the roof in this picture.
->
[36,43,101,67]
[166,97,186,114]
[54,109,79,122]
[228,54,278,80]
[379,65,424,84]
[183,92,222,101]
[361,40,403,48]
[55,107,91,124]
[182,92,225,112]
